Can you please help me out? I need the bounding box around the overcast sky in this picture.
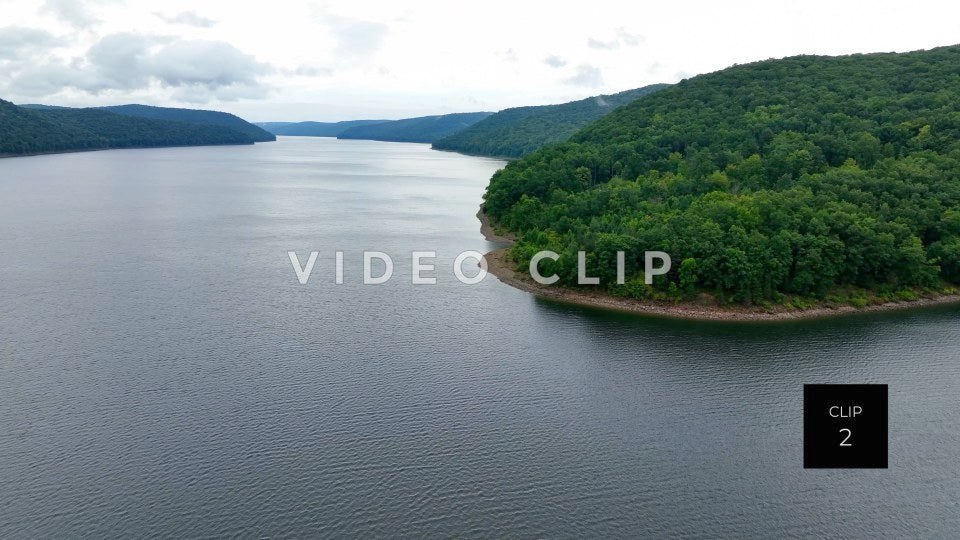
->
[1,0,959,121]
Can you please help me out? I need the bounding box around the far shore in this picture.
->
[0,141,257,160]
[478,207,960,322]
[432,146,519,161]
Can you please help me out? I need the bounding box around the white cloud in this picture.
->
[587,37,618,50]
[2,0,959,119]
[563,64,603,87]
[149,39,269,88]
[2,31,270,103]
[0,26,62,58]
[7,62,81,95]
[40,0,103,27]
[543,55,566,68]
[615,27,644,47]
[587,27,644,50]
[170,82,268,103]
[498,48,518,62]
[154,11,217,28]
[313,7,388,61]
[85,32,161,90]
[282,64,333,77]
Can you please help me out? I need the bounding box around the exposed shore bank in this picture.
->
[478,207,960,322]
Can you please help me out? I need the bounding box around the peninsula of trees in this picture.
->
[432,85,669,158]
[483,46,960,309]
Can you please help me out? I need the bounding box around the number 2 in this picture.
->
[839,428,852,447]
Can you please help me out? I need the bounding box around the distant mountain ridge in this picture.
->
[431,84,669,158]
[20,103,275,142]
[257,87,670,151]
[100,104,276,142]
[2,99,271,157]
[336,112,494,143]
[258,120,390,137]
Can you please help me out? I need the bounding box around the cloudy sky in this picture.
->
[1,0,959,121]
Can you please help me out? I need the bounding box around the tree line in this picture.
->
[433,85,669,158]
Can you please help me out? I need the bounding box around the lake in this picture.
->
[0,137,958,537]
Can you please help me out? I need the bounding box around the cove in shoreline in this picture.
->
[478,208,960,322]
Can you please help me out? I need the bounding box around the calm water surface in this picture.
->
[0,137,958,537]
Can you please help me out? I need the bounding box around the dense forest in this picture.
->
[258,120,389,137]
[337,112,493,143]
[484,46,960,307]
[433,85,668,158]
[1,99,268,156]
[98,105,276,142]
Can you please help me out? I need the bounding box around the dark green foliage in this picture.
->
[337,112,493,143]
[100,104,276,142]
[259,120,390,137]
[483,46,960,304]
[1,99,263,156]
[432,85,669,158]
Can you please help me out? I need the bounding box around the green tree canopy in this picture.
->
[483,46,960,305]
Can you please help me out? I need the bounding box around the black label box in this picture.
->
[804,384,888,469]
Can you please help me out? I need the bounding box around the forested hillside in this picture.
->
[100,105,275,142]
[1,99,261,156]
[337,112,493,143]
[258,120,389,136]
[433,85,668,158]
[484,46,960,307]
